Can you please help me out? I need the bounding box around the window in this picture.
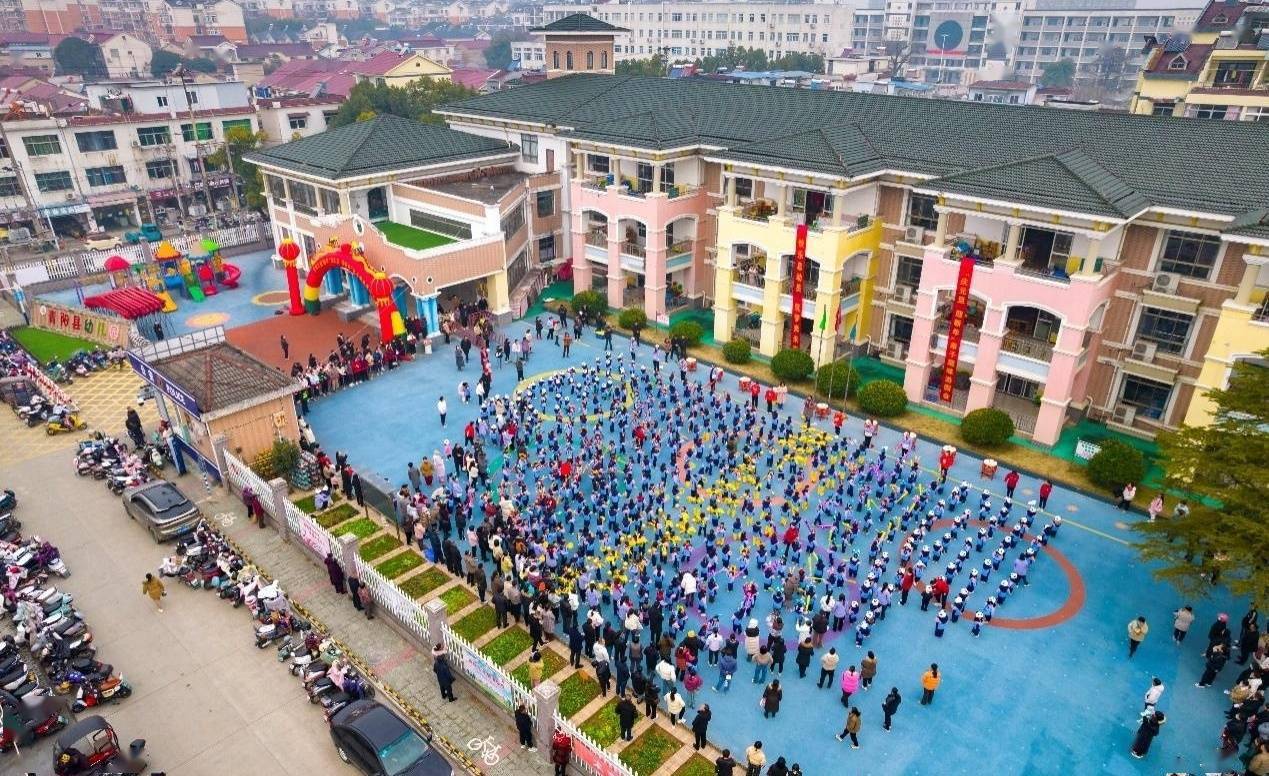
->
[75,131,117,152]
[586,50,593,69]
[1135,307,1192,355]
[289,180,317,215]
[566,51,573,69]
[22,134,61,156]
[734,177,753,199]
[660,164,674,192]
[145,160,176,179]
[535,190,554,217]
[587,154,609,175]
[137,126,171,146]
[34,171,72,192]
[288,114,308,130]
[601,51,608,69]
[265,174,286,201]
[409,209,472,239]
[85,165,126,187]
[520,133,538,163]
[1168,55,1187,70]
[1151,102,1174,116]
[156,95,168,108]
[180,122,213,142]
[222,118,252,135]
[906,193,939,230]
[553,51,559,68]
[500,203,525,237]
[320,188,340,214]
[888,314,914,344]
[538,234,556,261]
[1159,231,1220,279]
[0,177,19,197]
[895,255,923,289]
[636,162,653,194]
[1119,375,1172,420]
[1194,105,1227,120]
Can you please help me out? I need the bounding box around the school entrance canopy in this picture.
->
[82,287,166,319]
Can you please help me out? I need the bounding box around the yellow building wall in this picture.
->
[382,56,452,87]
[1185,293,1269,425]
[211,396,301,462]
[1130,78,1193,114]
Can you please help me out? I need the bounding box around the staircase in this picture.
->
[509,268,549,321]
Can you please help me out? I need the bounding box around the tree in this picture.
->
[54,37,106,78]
[186,57,218,74]
[1094,45,1130,97]
[1040,58,1076,89]
[484,38,512,70]
[616,55,667,76]
[205,126,268,210]
[327,79,476,129]
[699,45,769,74]
[770,52,825,73]
[1135,351,1269,607]
[150,50,182,77]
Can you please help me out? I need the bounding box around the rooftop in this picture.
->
[531,13,628,34]
[152,342,298,414]
[414,170,528,204]
[441,72,1269,221]
[244,114,516,180]
[968,80,1034,91]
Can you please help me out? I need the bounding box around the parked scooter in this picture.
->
[45,412,86,435]
[70,675,132,712]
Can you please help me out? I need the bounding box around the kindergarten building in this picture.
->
[250,15,1269,447]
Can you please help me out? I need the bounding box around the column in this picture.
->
[967,305,1004,410]
[573,151,584,179]
[1033,334,1080,445]
[349,274,370,306]
[488,269,510,314]
[532,682,561,754]
[267,477,289,542]
[651,164,662,193]
[570,210,592,293]
[713,247,737,343]
[1000,221,1022,265]
[774,183,788,220]
[337,534,359,580]
[809,262,843,367]
[324,268,344,295]
[759,251,784,356]
[903,288,938,403]
[1077,236,1102,276]
[643,226,667,322]
[831,188,846,228]
[423,598,447,646]
[725,175,737,207]
[606,221,624,309]
[1235,261,1261,304]
[934,209,949,245]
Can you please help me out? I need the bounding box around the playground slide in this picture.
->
[186,279,206,302]
[155,291,178,313]
[202,281,218,296]
[220,263,241,289]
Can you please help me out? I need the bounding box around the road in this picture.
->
[1,417,351,776]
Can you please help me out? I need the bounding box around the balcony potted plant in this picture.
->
[742,199,776,221]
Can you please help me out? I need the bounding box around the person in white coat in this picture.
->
[1142,677,1165,714]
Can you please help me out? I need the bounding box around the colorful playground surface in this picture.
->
[304,322,1244,776]
[43,248,288,337]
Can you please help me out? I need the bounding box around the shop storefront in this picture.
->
[87,192,143,231]
[38,202,95,237]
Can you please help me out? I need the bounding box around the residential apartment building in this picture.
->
[540,2,855,62]
[421,19,1269,447]
[0,0,246,41]
[84,32,152,79]
[1129,0,1269,120]
[255,95,342,145]
[149,0,247,44]
[85,77,252,114]
[0,105,255,236]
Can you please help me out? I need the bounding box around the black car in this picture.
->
[330,700,453,776]
[0,488,14,513]
[122,481,200,542]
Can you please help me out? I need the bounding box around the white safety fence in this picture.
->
[354,559,430,641]
[553,715,635,776]
[440,626,537,716]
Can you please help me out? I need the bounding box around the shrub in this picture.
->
[815,360,860,399]
[359,534,402,561]
[617,307,647,332]
[620,726,683,776]
[570,290,607,321]
[857,379,908,417]
[1086,439,1147,493]
[439,585,477,615]
[483,627,533,666]
[959,408,1016,447]
[722,339,751,364]
[451,606,497,642]
[400,567,450,599]
[249,438,301,481]
[771,348,814,382]
[669,320,703,347]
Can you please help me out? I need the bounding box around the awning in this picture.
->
[87,192,139,208]
[82,287,165,319]
[38,203,91,217]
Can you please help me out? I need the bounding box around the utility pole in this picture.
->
[173,65,217,228]
[0,113,52,243]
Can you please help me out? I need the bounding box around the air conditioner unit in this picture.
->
[64,192,75,201]
[1112,405,1137,425]
[889,341,907,359]
[1152,272,1179,294]
[894,285,913,303]
[904,225,925,243]
[1131,340,1157,362]
[131,141,142,148]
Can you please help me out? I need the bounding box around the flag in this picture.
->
[818,308,827,331]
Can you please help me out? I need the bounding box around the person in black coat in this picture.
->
[1196,643,1229,687]
[692,703,712,750]
[881,687,902,731]
[715,749,737,776]
[493,590,510,629]
[642,679,659,720]
[1208,615,1232,650]
[794,638,814,678]
[1130,711,1165,758]
[432,646,457,702]
[568,627,584,668]
[616,694,638,741]
[514,703,536,750]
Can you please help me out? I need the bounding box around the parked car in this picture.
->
[123,223,162,244]
[121,481,200,542]
[330,700,453,776]
[83,231,121,251]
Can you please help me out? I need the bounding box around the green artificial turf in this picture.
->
[619,726,683,776]
[358,534,402,561]
[10,326,102,364]
[482,627,532,666]
[336,517,379,540]
[375,549,424,579]
[557,672,601,718]
[295,491,344,514]
[400,567,450,599]
[579,698,623,748]
[511,648,568,687]
[373,220,457,251]
[671,754,717,776]
[451,606,497,642]
[315,503,359,529]
[439,585,477,615]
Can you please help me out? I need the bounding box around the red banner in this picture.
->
[789,223,808,349]
[939,256,976,402]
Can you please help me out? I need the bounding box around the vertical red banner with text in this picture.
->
[939,256,976,402]
[789,223,808,349]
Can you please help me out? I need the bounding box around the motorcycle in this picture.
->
[320,672,375,720]
[255,612,307,649]
[46,413,87,435]
[70,675,132,712]
[34,541,69,577]
[44,361,72,384]
[0,513,20,543]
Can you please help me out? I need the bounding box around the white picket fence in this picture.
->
[554,715,634,776]
[354,559,430,641]
[440,626,537,716]
[8,223,271,287]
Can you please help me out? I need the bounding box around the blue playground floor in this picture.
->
[42,249,288,337]
[305,323,1245,776]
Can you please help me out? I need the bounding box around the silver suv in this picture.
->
[122,481,201,542]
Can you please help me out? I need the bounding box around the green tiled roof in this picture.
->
[440,73,1269,221]
[531,13,627,33]
[244,114,515,180]
[1228,208,1269,242]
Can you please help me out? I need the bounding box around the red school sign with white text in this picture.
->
[939,257,976,402]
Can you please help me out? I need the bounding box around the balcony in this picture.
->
[841,275,864,299]
[1015,261,1072,284]
[934,317,983,344]
[621,241,646,258]
[585,229,607,248]
[1253,297,1269,324]
[372,220,456,252]
[1000,331,1054,361]
[667,238,693,257]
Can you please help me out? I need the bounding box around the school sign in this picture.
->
[33,300,131,347]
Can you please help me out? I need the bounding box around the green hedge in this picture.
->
[771,348,814,382]
[359,534,402,561]
[1086,439,1147,493]
[557,672,601,718]
[579,698,623,748]
[620,726,683,776]
[571,290,607,320]
[815,360,860,399]
[400,567,450,599]
[617,307,647,332]
[451,606,497,642]
[857,379,908,417]
[375,550,423,579]
[669,320,704,347]
[337,518,380,540]
[671,754,718,776]
[960,408,1016,447]
[722,339,751,364]
[483,627,533,666]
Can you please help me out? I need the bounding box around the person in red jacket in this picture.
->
[550,730,572,776]
[749,380,761,409]
[1038,479,1054,510]
[932,576,951,610]
[764,386,778,413]
[782,523,800,560]
[1004,469,1021,498]
[900,568,916,605]
[832,410,845,435]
